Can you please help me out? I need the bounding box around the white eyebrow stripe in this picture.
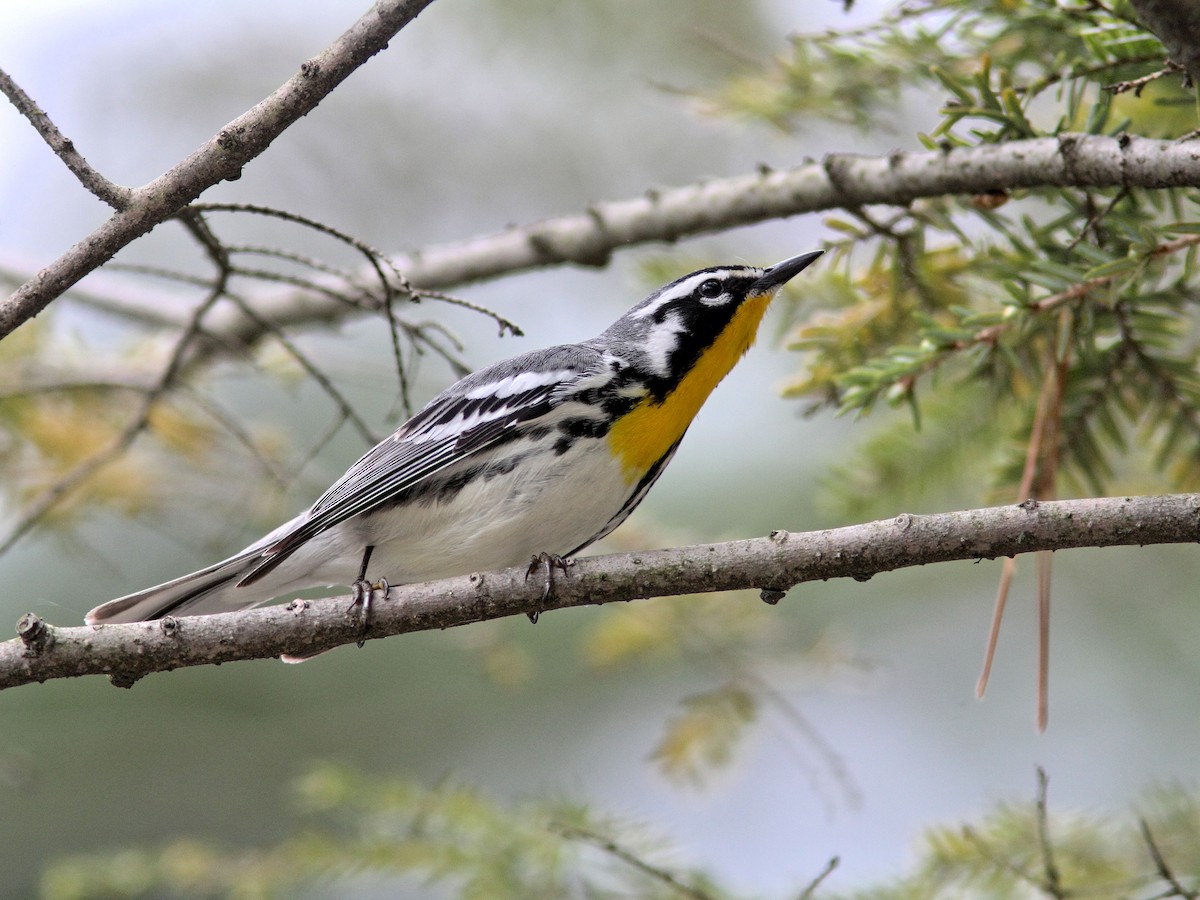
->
[630,293,674,320]
[629,269,756,319]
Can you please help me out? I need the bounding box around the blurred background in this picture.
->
[2,0,1198,896]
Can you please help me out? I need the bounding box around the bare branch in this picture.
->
[179,388,290,490]
[1140,817,1199,899]
[226,294,380,445]
[190,202,414,304]
[551,823,716,900]
[0,0,437,341]
[0,67,130,207]
[225,244,372,290]
[0,377,153,400]
[1034,767,1066,899]
[1,494,1197,690]
[796,856,839,900]
[197,134,1200,350]
[1105,60,1182,96]
[16,132,1200,364]
[0,257,230,555]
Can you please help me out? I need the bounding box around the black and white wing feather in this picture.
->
[85,344,610,624]
[237,345,607,585]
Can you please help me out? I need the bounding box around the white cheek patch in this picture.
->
[642,310,687,376]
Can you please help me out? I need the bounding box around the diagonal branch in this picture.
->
[195,133,1200,351]
[551,824,716,900]
[14,132,1200,360]
[0,67,130,207]
[0,0,437,341]
[2,493,1197,691]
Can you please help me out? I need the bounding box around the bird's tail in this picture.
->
[85,550,266,625]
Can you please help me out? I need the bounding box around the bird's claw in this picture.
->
[524,553,573,623]
[348,577,390,647]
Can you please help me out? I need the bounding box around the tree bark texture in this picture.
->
[1,494,1196,691]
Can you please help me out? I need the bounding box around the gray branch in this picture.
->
[0,67,129,207]
[3,494,1196,691]
[0,0,437,341]
[197,133,1200,350]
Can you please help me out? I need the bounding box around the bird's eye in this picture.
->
[698,279,723,299]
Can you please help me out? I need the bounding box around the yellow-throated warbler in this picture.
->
[86,250,823,635]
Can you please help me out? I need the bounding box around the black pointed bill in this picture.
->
[749,249,824,296]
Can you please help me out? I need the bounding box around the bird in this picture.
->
[86,250,823,652]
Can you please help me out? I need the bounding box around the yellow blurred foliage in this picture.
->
[582,602,682,669]
[481,638,535,688]
[651,684,756,786]
[15,398,124,467]
[147,405,217,460]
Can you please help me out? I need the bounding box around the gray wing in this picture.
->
[237,344,607,586]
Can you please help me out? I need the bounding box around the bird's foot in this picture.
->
[348,577,390,647]
[524,553,574,623]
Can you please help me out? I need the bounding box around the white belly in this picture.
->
[260,435,635,593]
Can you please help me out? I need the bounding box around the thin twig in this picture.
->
[0,378,152,400]
[1140,817,1199,899]
[1034,768,1066,899]
[1066,187,1128,252]
[409,320,471,377]
[1029,234,1200,315]
[0,274,228,555]
[228,266,375,310]
[961,825,1041,886]
[721,658,861,810]
[796,856,839,900]
[105,262,216,291]
[0,0,438,340]
[225,244,371,289]
[1018,53,1165,96]
[189,202,413,301]
[383,294,413,418]
[225,295,379,446]
[193,204,522,337]
[1031,339,1069,733]
[552,823,716,900]
[976,554,1017,698]
[1035,549,1052,732]
[291,409,353,479]
[849,230,1200,405]
[189,203,429,407]
[0,66,130,207]
[1106,60,1183,96]
[180,388,290,490]
[409,288,523,337]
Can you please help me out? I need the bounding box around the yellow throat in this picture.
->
[608,290,775,481]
